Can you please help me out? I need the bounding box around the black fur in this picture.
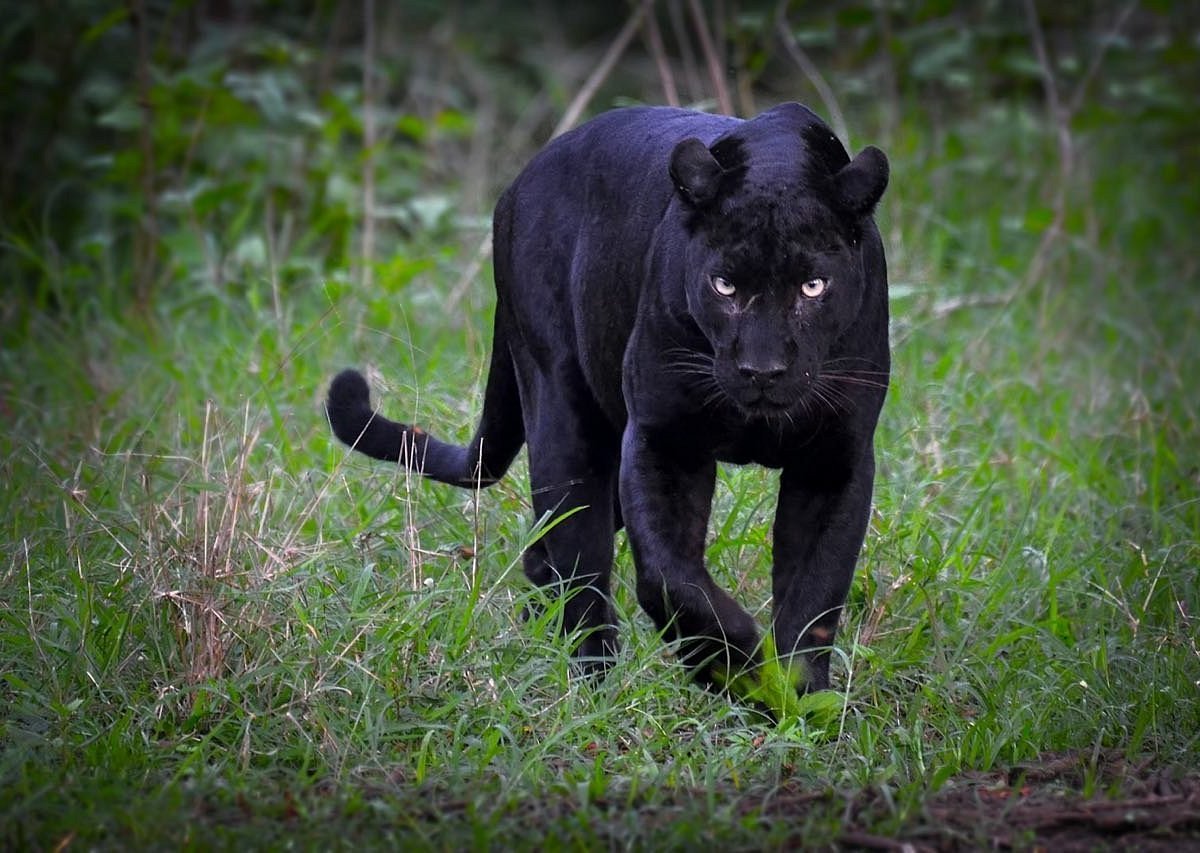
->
[327,103,890,692]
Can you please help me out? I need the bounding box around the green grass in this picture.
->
[2,97,1198,848]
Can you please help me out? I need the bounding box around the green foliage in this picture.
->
[1,0,1197,847]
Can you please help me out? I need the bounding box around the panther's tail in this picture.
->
[326,313,525,488]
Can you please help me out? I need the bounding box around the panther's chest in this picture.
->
[710,418,820,468]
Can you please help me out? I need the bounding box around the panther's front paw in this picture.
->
[712,634,807,720]
[571,625,620,681]
[715,640,845,728]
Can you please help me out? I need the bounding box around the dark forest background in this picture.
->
[3,0,1195,309]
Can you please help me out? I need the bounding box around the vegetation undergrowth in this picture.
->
[2,2,1197,848]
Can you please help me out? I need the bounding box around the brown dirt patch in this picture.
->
[811,750,1200,850]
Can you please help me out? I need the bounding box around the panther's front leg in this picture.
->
[619,424,760,680]
[772,444,876,691]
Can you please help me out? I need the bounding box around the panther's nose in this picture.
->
[737,360,787,387]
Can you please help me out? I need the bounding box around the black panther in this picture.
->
[327,103,889,708]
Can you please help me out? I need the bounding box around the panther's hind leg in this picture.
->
[519,383,621,676]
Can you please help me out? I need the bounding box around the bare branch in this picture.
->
[448,0,656,313]
[446,232,494,315]
[643,5,681,107]
[1024,0,1064,126]
[775,1,849,148]
[667,0,705,103]
[1066,0,1139,118]
[553,0,655,138]
[1018,0,1072,301]
[687,0,734,115]
[992,1,1139,321]
[360,0,377,291]
[130,0,159,306]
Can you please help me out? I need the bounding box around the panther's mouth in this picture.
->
[714,361,813,418]
[744,391,791,409]
[737,386,803,416]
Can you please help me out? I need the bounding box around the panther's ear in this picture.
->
[832,145,889,218]
[669,138,725,207]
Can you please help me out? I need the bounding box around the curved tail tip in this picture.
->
[326,369,377,450]
[327,368,371,410]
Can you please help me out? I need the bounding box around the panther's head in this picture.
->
[668,103,889,419]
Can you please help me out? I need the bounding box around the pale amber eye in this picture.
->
[710,275,736,297]
[801,277,827,298]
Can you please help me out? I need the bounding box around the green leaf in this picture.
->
[82,7,129,44]
[712,634,810,723]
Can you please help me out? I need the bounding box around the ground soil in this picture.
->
[793,750,1200,851]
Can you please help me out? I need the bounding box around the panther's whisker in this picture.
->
[810,382,847,416]
[701,388,728,412]
[822,370,889,390]
[817,376,856,403]
[823,356,886,372]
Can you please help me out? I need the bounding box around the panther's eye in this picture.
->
[710,275,736,297]
[800,277,828,298]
